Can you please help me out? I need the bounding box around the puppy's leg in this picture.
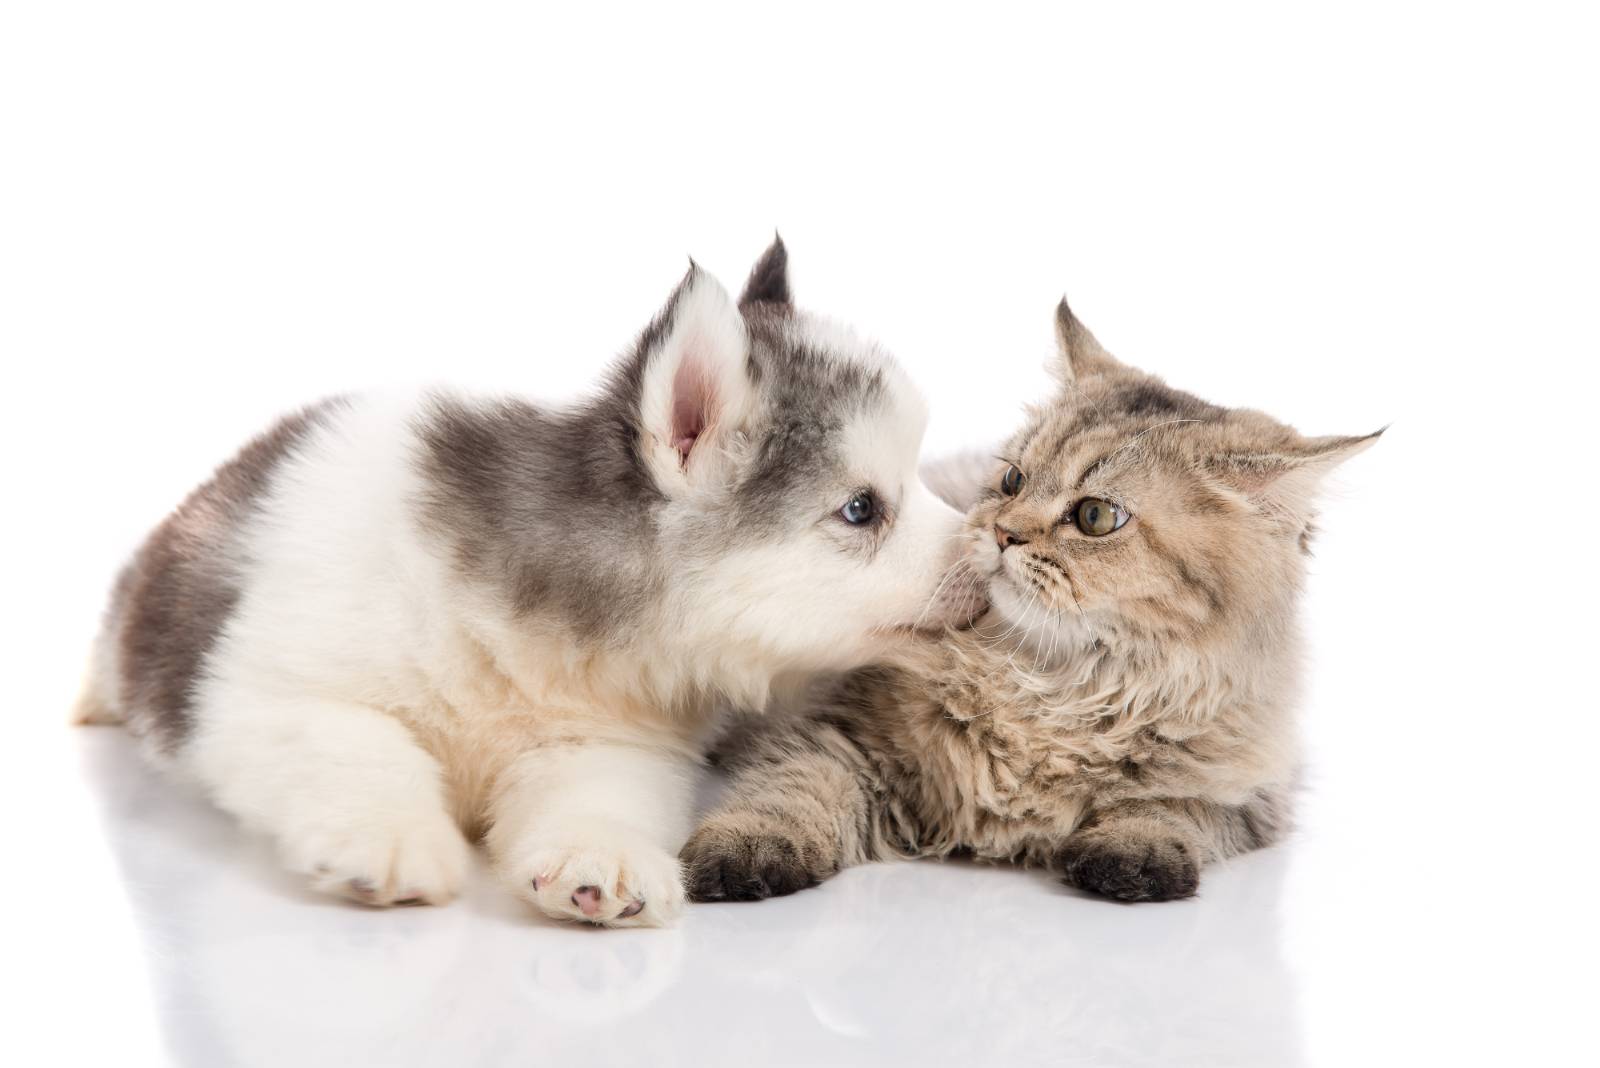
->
[187,696,471,906]
[486,742,694,928]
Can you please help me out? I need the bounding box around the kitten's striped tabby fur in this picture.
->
[682,301,1378,903]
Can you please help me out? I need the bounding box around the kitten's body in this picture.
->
[78,242,981,926]
[684,302,1374,902]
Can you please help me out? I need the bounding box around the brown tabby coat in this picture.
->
[681,302,1378,902]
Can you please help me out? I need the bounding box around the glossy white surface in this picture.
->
[24,710,1583,1068]
[57,731,1298,1067]
[5,3,1595,1065]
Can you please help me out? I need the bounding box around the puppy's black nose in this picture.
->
[994,525,1028,550]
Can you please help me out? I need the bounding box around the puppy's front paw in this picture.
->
[507,824,685,928]
[1058,832,1199,902]
[680,822,819,902]
[280,803,471,907]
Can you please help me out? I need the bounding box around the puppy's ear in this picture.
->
[1053,298,1124,385]
[638,265,756,491]
[738,235,792,310]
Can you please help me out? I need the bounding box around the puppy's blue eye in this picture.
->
[841,492,877,525]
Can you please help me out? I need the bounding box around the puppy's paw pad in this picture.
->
[679,824,819,903]
[571,884,602,917]
[514,838,683,928]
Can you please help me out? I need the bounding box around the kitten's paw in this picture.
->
[679,822,819,902]
[507,826,685,928]
[280,803,471,907]
[1057,833,1199,902]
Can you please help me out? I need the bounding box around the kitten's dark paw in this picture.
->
[1058,834,1199,902]
[679,824,818,903]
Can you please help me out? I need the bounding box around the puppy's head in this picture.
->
[631,239,982,671]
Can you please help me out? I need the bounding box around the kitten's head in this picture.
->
[965,301,1379,653]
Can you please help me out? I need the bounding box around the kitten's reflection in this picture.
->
[692,852,1304,1068]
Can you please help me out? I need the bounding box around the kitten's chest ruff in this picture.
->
[930,671,1133,797]
[884,625,1292,865]
[895,646,1221,855]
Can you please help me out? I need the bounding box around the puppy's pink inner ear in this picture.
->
[670,353,717,466]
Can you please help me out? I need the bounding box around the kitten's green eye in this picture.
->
[1000,465,1025,496]
[1075,498,1128,536]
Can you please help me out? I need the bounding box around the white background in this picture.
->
[3,3,1596,1066]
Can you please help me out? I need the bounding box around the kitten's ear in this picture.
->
[637,264,756,492]
[1054,298,1124,385]
[738,234,792,310]
[1209,430,1384,515]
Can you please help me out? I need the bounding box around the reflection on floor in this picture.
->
[77,730,1302,1067]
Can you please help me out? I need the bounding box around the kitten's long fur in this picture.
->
[76,241,982,926]
[683,301,1377,903]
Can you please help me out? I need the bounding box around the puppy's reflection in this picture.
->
[79,732,685,1067]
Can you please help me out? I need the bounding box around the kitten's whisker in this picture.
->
[916,559,967,622]
[981,585,1038,646]
[1060,377,1110,424]
[913,556,977,630]
[1063,566,1100,648]
[1034,599,1066,673]
[1101,418,1202,472]
[976,581,1045,681]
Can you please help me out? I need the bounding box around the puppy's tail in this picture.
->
[72,688,122,726]
[70,639,124,727]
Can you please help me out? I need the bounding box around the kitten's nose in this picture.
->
[994,525,1028,550]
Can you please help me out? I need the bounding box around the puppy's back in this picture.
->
[79,399,349,753]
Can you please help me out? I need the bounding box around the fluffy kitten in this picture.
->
[76,240,981,926]
[681,300,1378,903]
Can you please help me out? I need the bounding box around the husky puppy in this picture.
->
[76,240,980,927]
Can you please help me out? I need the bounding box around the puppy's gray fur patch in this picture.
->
[414,277,889,645]
[101,399,348,751]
